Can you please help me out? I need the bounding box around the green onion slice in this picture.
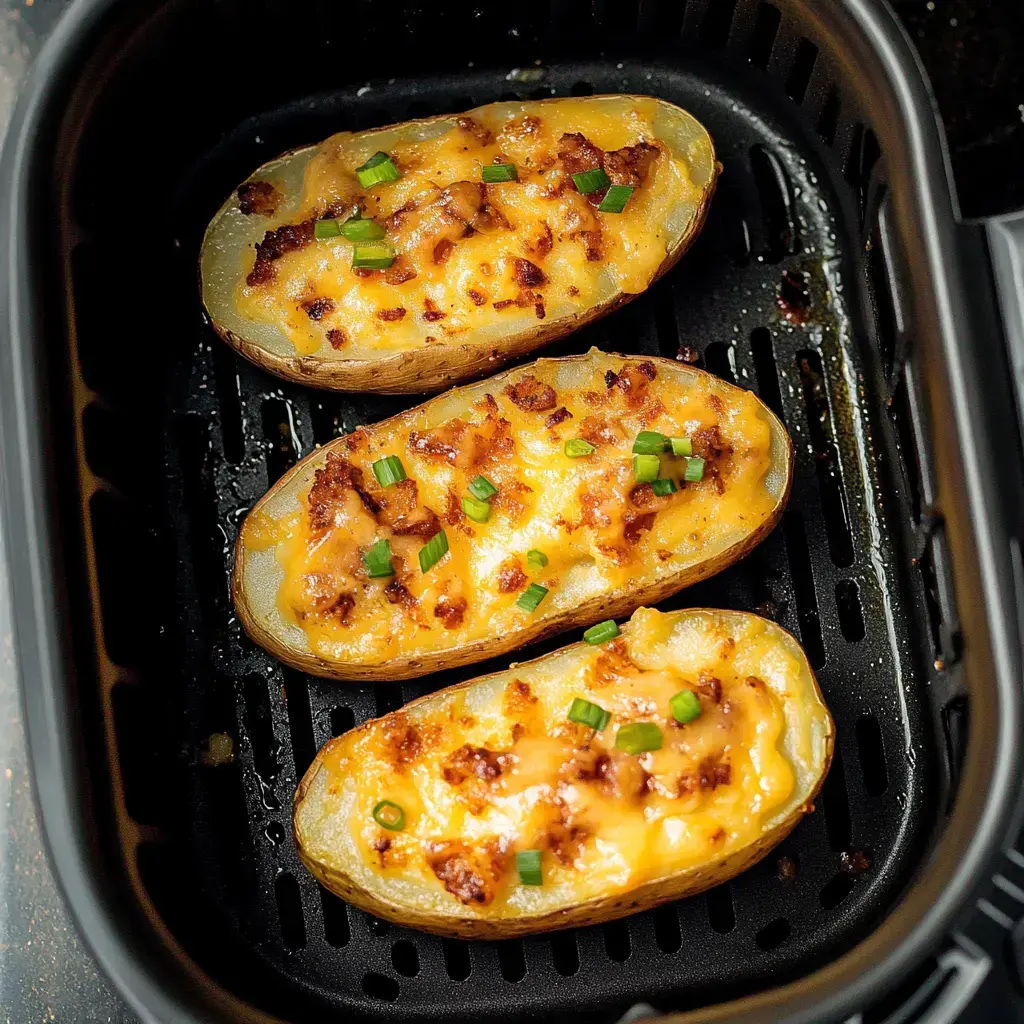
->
[516,849,543,886]
[372,800,406,831]
[633,454,661,483]
[314,219,343,239]
[583,619,619,645]
[363,538,395,579]
[461,495,492,523]
[684,457,706,483]
[598,184,635,213]
[670,689,702,724]
[351,240,395,270]
[341,217,385,241]
[568,697,610,731]
[615,722,663,754]
[356,151,401,188]
[565,438,596,458]
[527,549,548,570]
[572,168,611,195]
[632,431,668,455]
[651,478,677,497]
[468,475,498,501]
[418,530,449,573]
[516,583,549,612]
[670,436,693,457]
[371,454,407,488]
[482,163,518,183]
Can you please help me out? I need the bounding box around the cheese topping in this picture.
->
[231,98,705,357]
[295,608,830,918]
[240,354,783,667]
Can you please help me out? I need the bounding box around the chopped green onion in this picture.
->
[572,168,611,194]
[565,438,596,458]
[363,538,395,579]
[516,849,543,886]
[651,478,677,497]
[527,549,548,570]
[516,583,549,612]
[633,431,669,455]
[356,151,401,188]
[418,530,449,573]
[615,722,663,754]
[482,163,518,183]
[633,454,661,483]
[371,454,407,488]
[567,697,610,731]
[684,457,706,483]
[670,436,693,457]
[598,184,635,213]
[315,218,343,239]
[341,217,385,241]
[670,689,702,724]
[372,800,406,831]
[461,495,492,523]
[351,240,395,269]
[468,475,498,501]
[583,619,619,645]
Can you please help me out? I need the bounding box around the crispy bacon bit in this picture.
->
[604,141,659,187]
[512,258,547,289]
[580,491,612,530]
[624,511,657,545]
[535,300,546,320]
[491,477,531,522]
[468,287,487,306]
[443,744,509,785]
[596,750,650,801]
[328,592,355,625]
[496,559,527,593]
[307,453,379,529]
[382,714,422,771]
[544,816,590,866]
[545,406,572,429]
[377,306,407,322]
[301,296,335,321]
[527,221,554,259]
[691,425,729,460]
[327,327,348,349]
[238,180,281,216]
[426,840,506,905]
[504,679,537,714]
[708,393,725,415]
[353,267,375,278]
[504,374,557,412]
[373,837,391,854]
[247,219,315,286]
[433,238,455,265]
[629,483,658,508]
[500,114,542,143]
[408,419,469,464]
[637,360,657,380]
[384,579,418,613]
[677,345,701,364]
[582,229,604,261]
[558,132,606,179]
[698,755,731,790]
[455,115,494,146]
[469,414,515,467]
[568,285,580,297]
[423,297,447,322]
[657,549,673,561]
[698,672,723,703]
[383,199,418,233]
[492,298,515,311]
[561,746,608,782]
[385,257,418,285]
[434,593,468,629]
[391,506,442,538]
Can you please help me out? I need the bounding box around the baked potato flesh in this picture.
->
[294,607,833,937]
[200,96,717,392]
[234,351,792,680]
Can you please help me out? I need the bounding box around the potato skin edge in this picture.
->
[202,97,719,394]
[291,611,833,938]
[232,351,794,682]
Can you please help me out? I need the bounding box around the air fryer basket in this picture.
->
[2,0,1023,1022]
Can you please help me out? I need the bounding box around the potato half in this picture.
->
[294,606,833,937]
[200,95,717,393]
[233,350,792,680]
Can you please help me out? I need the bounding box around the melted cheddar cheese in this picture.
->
[294,608,832,924]
[238,352,786,669]
[230,97,707,358]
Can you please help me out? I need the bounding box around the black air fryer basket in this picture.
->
[3,0,1024,1022]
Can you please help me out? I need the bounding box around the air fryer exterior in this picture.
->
[1,1,1022,1023]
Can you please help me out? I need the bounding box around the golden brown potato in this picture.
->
[294,607,834,937]
[200,95,717,393]
[233,350,792,680]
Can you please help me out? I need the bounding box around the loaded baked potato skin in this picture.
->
[201,96,718,392]
[232,350,792,681]
[294,607,833,938]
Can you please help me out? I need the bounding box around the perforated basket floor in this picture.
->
[74,32,949,1024]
